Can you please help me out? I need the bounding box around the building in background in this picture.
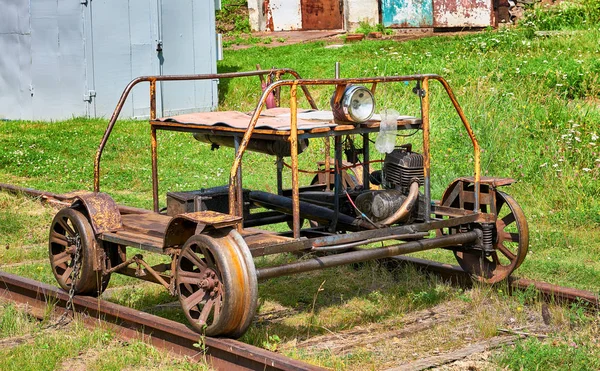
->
[248,0,500,32]
[0,0,222,121]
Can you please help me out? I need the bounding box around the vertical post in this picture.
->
[290,82,300,239]
[362,133,370,189]
[330,135,342,232]
[150,80,159,213]
[234,136,243,230]
[324,137,331,191]
[276,156,283,195]
[421,78,431,222]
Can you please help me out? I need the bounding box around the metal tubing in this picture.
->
[249,191,375,230]
[312,232,429,252]
[434,78,481,211]
[378,181,420,226]
[324,137,331,191]
[93,68,315,194]
[234,136,243,225]
[151,126,159,212]
[330,136,342,231]
[136,258,171,290]
[362,133,370,188]
[256,231,479,280]
[421,78,431,222]
[276,156,283,195]
[290,82,300,239]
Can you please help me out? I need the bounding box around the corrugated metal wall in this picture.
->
[0,0,218,121]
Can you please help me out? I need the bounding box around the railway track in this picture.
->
[0,270,324,371]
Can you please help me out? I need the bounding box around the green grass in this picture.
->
[0,314,209,371]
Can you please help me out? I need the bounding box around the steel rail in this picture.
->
[385,256,600,307]
[0,271,325,371]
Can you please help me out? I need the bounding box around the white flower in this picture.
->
[540,163,548,167]
[583,168,592,172]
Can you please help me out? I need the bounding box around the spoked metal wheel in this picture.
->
[440,181,529,283]
[48,208,109,295]
[176,229,257,338]
[438,180,529,283]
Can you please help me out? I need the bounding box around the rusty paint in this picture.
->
[71,192,122,234]
[433,0,493,28]
[300,0,343,30]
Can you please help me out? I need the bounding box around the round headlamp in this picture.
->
[331,85,376,123]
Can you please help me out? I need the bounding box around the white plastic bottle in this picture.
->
[375,109,398,154]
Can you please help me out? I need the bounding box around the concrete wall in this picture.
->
[345,0,379,31]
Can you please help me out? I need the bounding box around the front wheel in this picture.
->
[176,229,257,338]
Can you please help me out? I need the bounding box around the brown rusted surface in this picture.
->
[163,211,242,249]
[433,0,494,28]
[71,192,122,234]
[289,82,301,239]
[121,213,170,237]
[0,271,325,371]
[300,0,342,30]
[457,176,516,188]
[155,109,336,131]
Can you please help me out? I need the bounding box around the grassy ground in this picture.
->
[1,1,600,369]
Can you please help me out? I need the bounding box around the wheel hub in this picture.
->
[199,269,220,296]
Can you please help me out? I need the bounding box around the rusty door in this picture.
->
[381,0,434,28]
[433,0,494,27]
[301,0,343,30]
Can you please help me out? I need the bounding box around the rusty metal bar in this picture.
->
[434,78,481,211]
[149,80,160,212]
[362,133,370,188]
[0,271,324,371]
[324,137,331,191]
[256,231,479,280]
[227,74,481,223]
[386,256,600,307]
[290,82,300,239]
[93,69,315,194]
[422,78,431,222]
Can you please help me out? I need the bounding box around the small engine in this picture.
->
[356,144,425,223]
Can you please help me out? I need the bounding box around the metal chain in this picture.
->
[53,234,83,326]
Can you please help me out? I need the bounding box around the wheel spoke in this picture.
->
[53,251,71,266]
[502,232,520,243]
[199,246,216,268]
[199,297,215,323]
[183,249,207,270]
[501,212,516,227]
[496,243,517,262]
[183,287,208,312]
[57,217,76,237]
[50,231,70,246]
[60,266,74,283]
[213,295,222,320]
[491,251,500,265]
[177,270,203,285]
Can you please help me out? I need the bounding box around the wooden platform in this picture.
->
[100,212,292,255]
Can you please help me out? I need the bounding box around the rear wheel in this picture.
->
[440,181,528,283]
[48,208,110,295]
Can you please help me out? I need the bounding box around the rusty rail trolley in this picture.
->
[48,66,528,337]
